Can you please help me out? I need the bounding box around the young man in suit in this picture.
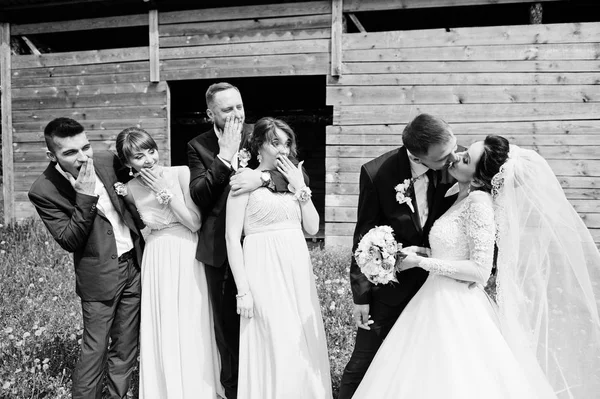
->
[187,82,302,399]
[338,113,461,399]
[28,118,144,399]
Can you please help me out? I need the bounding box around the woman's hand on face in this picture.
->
[277,156,305,191]
[236,291,255,319]
[139,167,168,193]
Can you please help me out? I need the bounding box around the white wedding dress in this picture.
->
[353,190,557,399]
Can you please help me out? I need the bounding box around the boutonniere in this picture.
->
[394,178,416,213]
[113,182,127,196]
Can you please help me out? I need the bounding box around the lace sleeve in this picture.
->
[418,193,495,285]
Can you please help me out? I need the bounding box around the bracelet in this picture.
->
[236,292,248,299]
[155,188,173,205]
[294,185,312,203]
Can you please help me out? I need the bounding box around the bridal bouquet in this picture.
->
[354,226,403,285]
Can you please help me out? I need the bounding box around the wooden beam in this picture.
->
[149,9,160,83]
[20,36,41,55]
[331,0,343,77]
[343,0,562,13]
[12,14,148,35]
[1,22,15,225]
[347,13,366,32]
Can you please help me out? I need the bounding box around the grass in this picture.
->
[0,218,356,398]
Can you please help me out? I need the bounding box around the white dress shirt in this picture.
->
[56,163,134,256]
[407,152,430,228]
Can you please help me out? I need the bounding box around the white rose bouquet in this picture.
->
[354,225,404,285]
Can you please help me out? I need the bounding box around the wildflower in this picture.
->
[69,334,76,341]
[0,250,5,255]
[38,277,44,283]
[4,327,13,334]
[52,296,58,301]
[42,364,49,371]
[0,241,5,245]
[44,241,49,245]
[42,358,49,364]
[324,280,332,285]
[329,301,336,310]
[337,288,345,295]
[14,369,21,374]
[22,332,31,339]
[8,335,14,340]
[2,381,10,389]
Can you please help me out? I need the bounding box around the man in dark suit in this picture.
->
[187,82,298,399]
[338,113,461,399]
[28,118,143,399]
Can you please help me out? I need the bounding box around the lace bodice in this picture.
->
[418,191,496,285]
[128,167,184,231]
[244,188,302,235]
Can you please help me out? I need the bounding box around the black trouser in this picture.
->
[72,255,141,399]
[205,262,240,399]
[337,298,408,399]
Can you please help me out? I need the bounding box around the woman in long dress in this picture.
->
[116,127,221,398]
[354,135,600,398]
[225,117,333,399]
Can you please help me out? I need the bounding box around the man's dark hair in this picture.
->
[44,117,85,152]
[402,113,453,156]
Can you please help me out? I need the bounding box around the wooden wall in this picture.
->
[10,48,170,219]
[325,22,600,247]
[157,2,332,80]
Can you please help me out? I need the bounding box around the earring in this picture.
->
[257,154,263,163]
[129,167,134,176]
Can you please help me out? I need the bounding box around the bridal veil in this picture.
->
[493,145,600,398]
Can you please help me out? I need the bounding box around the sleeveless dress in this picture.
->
[238,188,333,399]
[128,167,222,398]
[353,191,557,399]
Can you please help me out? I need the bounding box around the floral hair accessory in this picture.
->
[394,178,416,212]
[155,188,173,205]
[113,182,127,196]
[354,225,403,285]
[238,148,251,168]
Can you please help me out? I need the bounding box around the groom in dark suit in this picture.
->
[28,118,144,399]
[187,82,301,399]
[338,113,461,398]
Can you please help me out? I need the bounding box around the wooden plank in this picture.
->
[13,106,167,123]
[325,235,352,248]
[13,128,167,143]
[12,61,150,79]
[343,0,563,13]
[159,1,331,25]
[160,39,329,60]
[328,133,600,146]
[343,60,600,74]
[149,9,160,83]
[12,118,167,133]
[1,22,15,224]
[326,85,600,105]
[160,61,328,81]
[328,73,600,86]
[343,43,600,62]
[326,145,600,160]
[12,82,167,99]
[12,72,151,88]
[13,47,149,69]
[12,14,148,35]
[333,103,600,125]
[343,22,600,50]
[160,14,331,37]
[331,0,343,77]
[159,28,330,48]
[326,158,600,177]
[161,52,330,72]
[325,121,600,137]
[347,13,366,33]
[13,92,167,111]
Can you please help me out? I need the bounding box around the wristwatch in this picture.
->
[260,171,272,187]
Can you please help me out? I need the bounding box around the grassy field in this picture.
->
[0,218,356,398]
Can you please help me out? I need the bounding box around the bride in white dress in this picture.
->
[116,127,222,398]
[354,135,600,398]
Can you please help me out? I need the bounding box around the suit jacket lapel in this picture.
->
[397,148,422,234]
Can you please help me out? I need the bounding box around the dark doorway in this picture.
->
[169,76,331,238]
